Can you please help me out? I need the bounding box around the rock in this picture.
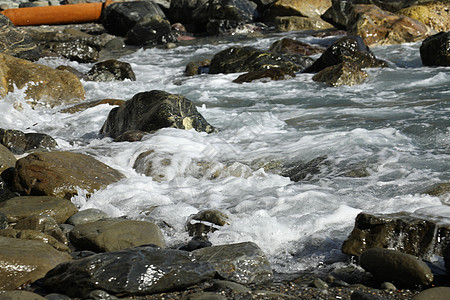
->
[210,280,251,293]
[69,218,165,252]
[13,151,124,199]
[341,212,450,260]
[193,242,273,285]
[398,1,449,32]
[102,1,166,36]
[14,214,67,244]
[281,155,328,182]
[265,0,332,21]
[168,0,209,32]
[302,36,387,73]
[126,15,177,46]
[380,282,397,290]
[420,31,450,67]
[66,208,110,226]
[0,236,71,290]
[0,175,17,203]
[0,143,15,173]
[185,292,227,300]
[56,65,88,80]
[275,16,334,31]
[0,14,41,61]
[351,290,387,300]
[359,248,433,288]
[0,129,57,155]
[43,245,217,297]
[0,213,7,229]
[115,130,148,142]
[412,286,450,300]
[45,41,99,63]
[312,61,368,86]
[185,59,211,76]
[186,209,229,237]
[100,90,216,139]
[233,67,296,83]
[209,46,302,74]
[180,236,213,251]
[348,4,432,46]
[269,38,325,56]
[425,182,450,197]
[60,99,125,114]
[0,196,77,223]
[0,53,85,107]
[86,60,136,82]
[0,290,47,299]
[0,228,70,252]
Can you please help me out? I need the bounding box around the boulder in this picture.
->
[420,31,450,67]
[0,14,41,61]
[302,36,387,73]
[0,143,15,173]
[0,291,46,299]
[13,151,125,199]
[14,214,67,244]
[312,61,368,86]
[100,90,216,139]
[265,0,331,21]
[186,209,229,237]
[86,60,136,82]
[0,53,85,107]
[60,99,125,114]
[0,128,57,155]
[209,46,302,74]
[269,38,325,56]
[348,4,431,46]
[43,245,217,297]
[102,1,166,36]
[185,59,211,76]
[412,287,450,300]
[274,16,333,31]
[0,236,71,290]
[126,15,178,46]
[168,0,209,31]
[44,41,99,63]
[398,1,449,32]
[281,155,328,182]
[233,67,296,83]
[193,242,273,285]
[359,248,433,288]
[69,218,166,252]
[66,208,110,226]
[0,196,78,223]
[342,212,450,260]
[0,228,70,252]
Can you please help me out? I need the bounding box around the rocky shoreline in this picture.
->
[0,0,450,299]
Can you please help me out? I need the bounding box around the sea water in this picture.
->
[1,32,449,274]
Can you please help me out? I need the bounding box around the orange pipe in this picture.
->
[0,0,113,26]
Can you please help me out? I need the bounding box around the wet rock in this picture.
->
[209,46,302,74]
[398,1,450,32]
[14,214,67,244]
[0,236,71,290]
[69,218,166,252]
[0,196,77,223]
[312,61,368,86]
[210,280,251,293]
[341,212,450,260]
[348,4,431,46]
[193,242,273,285]
[0,14,41,61]
[45,41,99,63]
[265,0,331,22]
[0,175,17,203]
[43,245,217,297]
[56,65,88,80]
[233,67,296,83]
[60,99,125,114]
[425,182,450,197]
[102,1,166,36]
[411,286,450,300]
[185,59,211,76]
[281,155,328,182]
[0,143,15,173]
[0,213,7,229]
[359,248,433,288]
[180,236,213,251]
[0,290,47,299]
[66,208,110,226]
[0,53,85,107]
[168,0,209,32]
[13,151,125,199]
[269,38,325,56]
[86,59,136,82]
[274,16,333,31]
[0,228,70,252]
[0,129,57,155]
[420,31,450,67]
[186,209,229,237]
[126,15,177,46]
[100,90,216,139]
[302,36,387,73]
[115,130,148,142]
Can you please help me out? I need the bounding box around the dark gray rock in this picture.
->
[302,36,387,73]
[0,212,7,229]
[86,60,136,82]
[45,41,99,63]
[0,14,41,61]
[420,31,450,67]
[281,155,328,182]
[359,248,433,288]
[100,90,216,139]
[0,129,57,155]
[66,208,110,226]
[168,0,209,32]
[312,61,368,86]
[233,67,296,83]
[43,245,217,297]
[193,242,273,285]
[126,15,178,46]
[102,1,166,36]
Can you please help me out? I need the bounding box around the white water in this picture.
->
[1,33,449,273]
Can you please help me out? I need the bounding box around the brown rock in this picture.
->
[0,290,46,299]
[0,236,71,290]
[233,67,296,83]
[412,287,450,300]
[266,0,331,21]
[425,182,450,197]
[269,38,324,56]
[274,16,334,31]
[69,218,165,252]
[14,215,67,244]
[348,4,432,46]
[13,151,125,199]
[0,144,15,173]
[0,229,70,252]
[0,196,78,223]
[312,61,368,86]
[59,99,125,114]
[0,53,85,107]
[185,59,211,76]
[399,1,449,32]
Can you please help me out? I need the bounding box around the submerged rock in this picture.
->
[420,31,450,67]
[312,61,368,86]
[0,128,57,155]
[100,90,216,139]
[233,67,296,83]
[86,60,136,82]
[43,245,217,297]
[186,209,229,237]
[281,155,328,182]
[13,151,125,199]
[185,59,211,76]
